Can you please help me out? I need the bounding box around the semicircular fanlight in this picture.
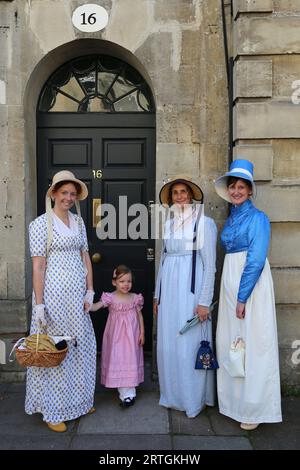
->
[38,55,154,113]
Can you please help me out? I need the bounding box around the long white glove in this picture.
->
[35,304,47,327]
[84,289,95,313]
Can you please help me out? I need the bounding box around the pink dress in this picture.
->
[100,292,144,388]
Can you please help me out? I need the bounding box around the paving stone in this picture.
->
[78,391,169,435]
[206,406,247,436]
[250,422,300,450]
[0,434,72,450]
[0,392,76,435]
[0,382,25,393]
[0,375,300,450]
[0,383,7,393]
[281,396,300,424]
[71,434,172,450]
[173,435,253,450]
[170,409,214,436]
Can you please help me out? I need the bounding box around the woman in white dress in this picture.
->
[25,171,96,432]
[153,175,217,418]
[214,159,282,430]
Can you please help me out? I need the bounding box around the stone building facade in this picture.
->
[0,0,299,390]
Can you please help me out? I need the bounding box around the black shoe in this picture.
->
[120,397,135,408]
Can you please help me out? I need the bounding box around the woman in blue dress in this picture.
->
[25,170,96,432]
[153,175,217,418]
[215,159,282,430]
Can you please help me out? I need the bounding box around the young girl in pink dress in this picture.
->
[91,265,144,407]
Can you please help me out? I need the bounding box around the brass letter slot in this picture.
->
[93,198,101,228]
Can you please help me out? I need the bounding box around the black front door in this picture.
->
[37,113,155,351]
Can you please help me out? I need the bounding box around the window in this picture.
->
[39,55,154,113]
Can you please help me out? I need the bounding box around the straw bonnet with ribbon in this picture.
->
[214,159,256,203]
[159,175,203,206]
[45,170,88,255]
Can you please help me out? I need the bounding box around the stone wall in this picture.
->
[233,0,300,390]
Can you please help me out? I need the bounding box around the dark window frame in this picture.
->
[38,55,155,113]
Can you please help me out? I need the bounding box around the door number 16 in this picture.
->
[92,170,102,179]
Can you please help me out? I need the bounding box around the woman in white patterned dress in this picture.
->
[153,175,217,418]
[25,171,97,432]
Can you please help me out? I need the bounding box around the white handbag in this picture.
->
[223,336,246,378]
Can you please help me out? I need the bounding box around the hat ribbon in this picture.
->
[228,167,253,179]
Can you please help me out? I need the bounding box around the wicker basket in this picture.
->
[15,346,68,368]
[12,334,68,368]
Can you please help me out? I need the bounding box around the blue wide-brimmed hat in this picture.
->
[214,158,256,202]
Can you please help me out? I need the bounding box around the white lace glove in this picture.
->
[35,304,47,327]
[84,290,95,313]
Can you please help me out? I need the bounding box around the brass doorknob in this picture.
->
[92,253,102,263]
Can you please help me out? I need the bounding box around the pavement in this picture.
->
[0,358,299,452]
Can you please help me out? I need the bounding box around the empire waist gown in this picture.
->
[216,199,282,424]
[155,212,217,418]
[100,292,144,388]
[25,212,96,424]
